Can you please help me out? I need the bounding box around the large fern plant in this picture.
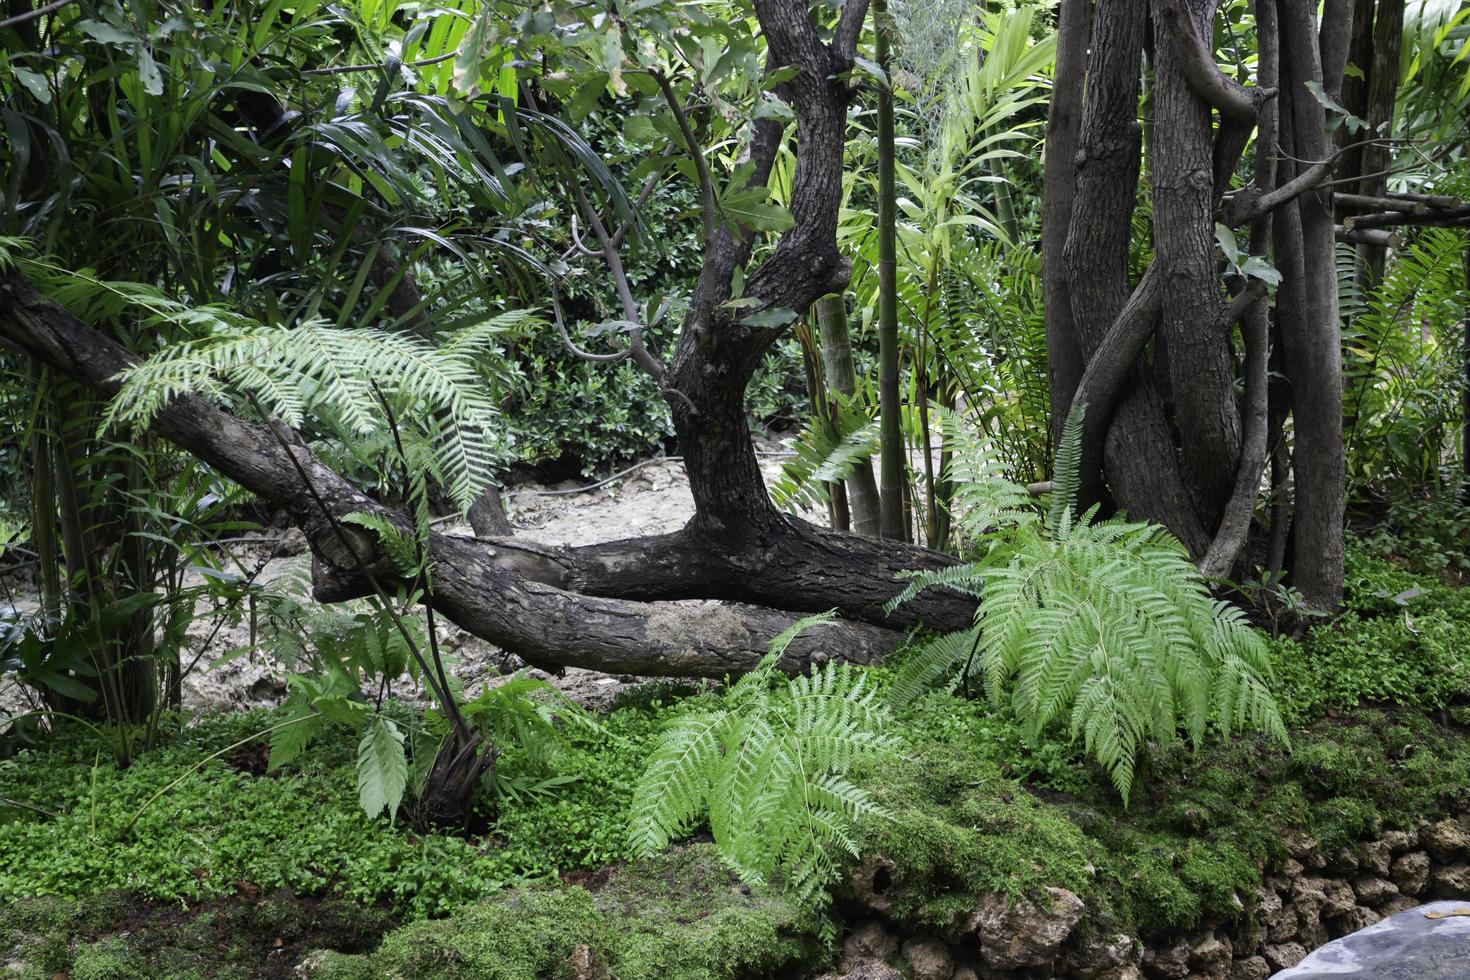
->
[890,407,1286,803]
[1,247,530,514]
[628,613,899,908]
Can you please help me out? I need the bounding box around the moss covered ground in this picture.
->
[2,544,1468,978]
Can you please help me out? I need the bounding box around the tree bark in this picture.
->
[815,293,881,536]
[0,275,938,676]
[872,0,907,541]
[1062,0,1208,553]
[1277,0,1346,608]
[1152,0,1243,526]
[1042,0,1090,454]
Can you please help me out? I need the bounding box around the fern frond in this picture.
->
[628,616,897,909]
[1047,400,1086,532]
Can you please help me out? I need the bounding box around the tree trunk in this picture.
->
[872,0,906,541]
[1152,0,1243,526]
[1277,0,1346,608]
[1042,0,1090,456]
[815,293,881,535]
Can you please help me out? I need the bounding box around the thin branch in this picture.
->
[1345,205,1470,230]
[0,0,73,31]
[833,0,871,58]
[549,287,630,365]
[1335,226,1399,247]
[648,68,718,249]
[1218,277,1268,329]
[572,188,666,381]
[301,51,456,77]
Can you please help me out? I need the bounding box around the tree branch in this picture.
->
[1159,0,1273,125]
[833,0,871,58]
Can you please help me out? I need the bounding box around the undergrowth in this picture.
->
[1,542,1467,961]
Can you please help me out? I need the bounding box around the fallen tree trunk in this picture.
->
[0,275,964,677]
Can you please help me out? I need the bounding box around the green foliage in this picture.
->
[769,405,879,513]
[0,702,671,919]
[312,846,826,980]
[357,716,409,821]
[1270,545,1470,724]
[891,410,1286,803]
[1342,229,1469,496]
[88,292,528,512]
[628,614,900,908]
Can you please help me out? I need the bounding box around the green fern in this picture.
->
[891,409,1287,803]
[9,262,532,514]
[628,612,900,908]
[770,406,880,513]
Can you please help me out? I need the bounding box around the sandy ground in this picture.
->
[0,440,817,718]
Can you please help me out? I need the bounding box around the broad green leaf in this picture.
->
[357,716,408,820]
[1241,255,1282,286]
[738,307,798,328]
[720,186,794,234]
[138,47,162,96]
[78,20,135,46]
[10,68,50,104]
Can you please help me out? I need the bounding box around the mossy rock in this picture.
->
[308,845,827,980]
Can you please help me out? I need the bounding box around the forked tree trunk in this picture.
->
[0,0,976,682]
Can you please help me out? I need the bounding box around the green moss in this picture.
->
[70,939,141,980]
[852,740,1102,936]
[316,845,825,980]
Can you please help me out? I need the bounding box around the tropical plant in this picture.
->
[888,408,1287,803]
[628,613,899,910]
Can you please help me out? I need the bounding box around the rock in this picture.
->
[1271,898,1470,979]
[1429,863,1470,898]
[295,951,328,977]
[1188,934,1231,979]
[968,887,1085,970]
[900,939,954,980]
[1352,875,1398,907]
[1392,851,1431,896]
[1228,955,1271,980]
[828,965,904,980]
[952,969,979,980]
[1380,828,1419,853]
[1097,968,1144,980]
[1327,847,1360,875]
[568,944,599,980]
[1279,857,1305,881]
[1269,901,1300,942]
[1297,914,1329,950]
[1284,830,1318,860]
[1254,886,1285,933]
[1380,894,1421,916]
[848,857,898,916]
[843,921,898,964]
[1067,932,1139,978]
[1421,819,1470,862]
[1361,839,1392,877]
[1321,879,1358,918]
[1141,941,1191,979]
[1329,905,1382,937]
[1263,942,1307,971]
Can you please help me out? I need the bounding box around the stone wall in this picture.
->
[824,814,1470,980]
